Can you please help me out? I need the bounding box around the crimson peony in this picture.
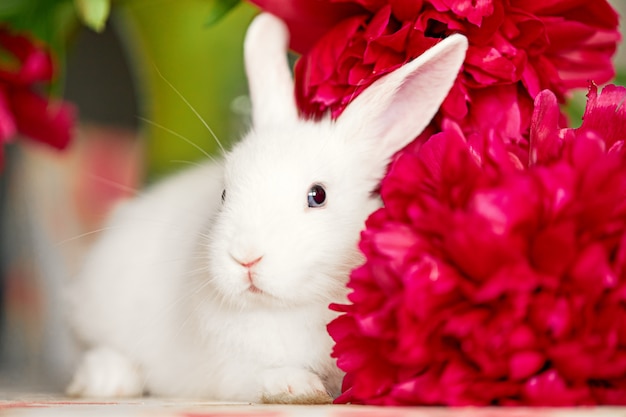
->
[328,83,626,405]
[250,0,619,150]
[248,0,626,406]
[0,27,75,169]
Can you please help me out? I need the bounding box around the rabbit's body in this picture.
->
[69,133,347,402]
[67,13,467,403]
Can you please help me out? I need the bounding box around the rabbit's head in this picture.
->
[205,14,468,310]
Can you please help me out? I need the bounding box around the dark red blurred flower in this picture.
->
[250,0,619,149]
[0,26,75,170]
[328,84,626,405]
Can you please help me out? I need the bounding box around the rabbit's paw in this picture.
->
[260,367,333,404]
[67,346,143,398]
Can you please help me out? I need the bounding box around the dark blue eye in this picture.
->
[307,184,326,208]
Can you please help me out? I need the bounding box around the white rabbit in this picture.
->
[66,13,467,404]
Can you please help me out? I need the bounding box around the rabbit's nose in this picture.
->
[231,254,264,269]
[230,252,263,269]
[229,235,264,268]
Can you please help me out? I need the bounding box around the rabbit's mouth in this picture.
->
[243,279,284,304]
[245,267,266,295]
[248,284,264,294]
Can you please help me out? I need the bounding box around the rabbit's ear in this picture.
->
[338,34,468,160]
[244,13,298,128]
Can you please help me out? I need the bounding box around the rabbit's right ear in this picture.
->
[337,34,468,165]
[244,13,298,128]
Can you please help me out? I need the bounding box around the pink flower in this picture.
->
[251,0,620,150]
[0,26,75,169]
[328,84,626,405]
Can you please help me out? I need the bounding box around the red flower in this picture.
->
[0,26,75,169]
[250,0,619,148]
[328,84,626,405]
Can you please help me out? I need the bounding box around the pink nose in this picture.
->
[235,255,263,269]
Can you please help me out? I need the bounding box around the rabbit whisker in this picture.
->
[152,65,226,154]
[136,263,215,390]
[55,227,122,246]
[57,203,214,247]
[87,173,143,196]
[169,159,206,168]
[138,117,216,163]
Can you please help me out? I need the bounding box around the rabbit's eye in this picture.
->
[221,189,226,203]
[307,184,326,208]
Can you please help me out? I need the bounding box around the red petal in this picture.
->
[509,350,545,381]
[389,0,423,21]
[0,88,17,142]
[248,0,366,54]
[578,84,626,149]
[0,27,54,84]
[10,89,75,150]
[523,370,592,405]
[529,89,566,165]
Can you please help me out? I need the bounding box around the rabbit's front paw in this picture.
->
[67,346,143,398]
[260,367,333,404]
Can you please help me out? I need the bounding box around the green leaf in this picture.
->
[74,0,110,32]
[0,0,29,18]
[205,0,240,27]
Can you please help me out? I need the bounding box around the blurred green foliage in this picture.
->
[205,0,241,26]
[117,0,256,179]
[0,0,77,76]
[74,0,111,32]
[1,0,254,180]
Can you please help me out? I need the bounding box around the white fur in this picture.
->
[67,13,467,403]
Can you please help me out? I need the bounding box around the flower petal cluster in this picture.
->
[328,84,626,405]
[251,0,619,149]
[0,26,75,169]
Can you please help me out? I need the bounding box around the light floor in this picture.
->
[1,396,625,417]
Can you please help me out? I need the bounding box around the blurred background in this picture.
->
[0,0,624,394]
[0,0,257,392]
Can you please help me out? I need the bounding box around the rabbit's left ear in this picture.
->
[244,13,298,128]
[337,34,468,160]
